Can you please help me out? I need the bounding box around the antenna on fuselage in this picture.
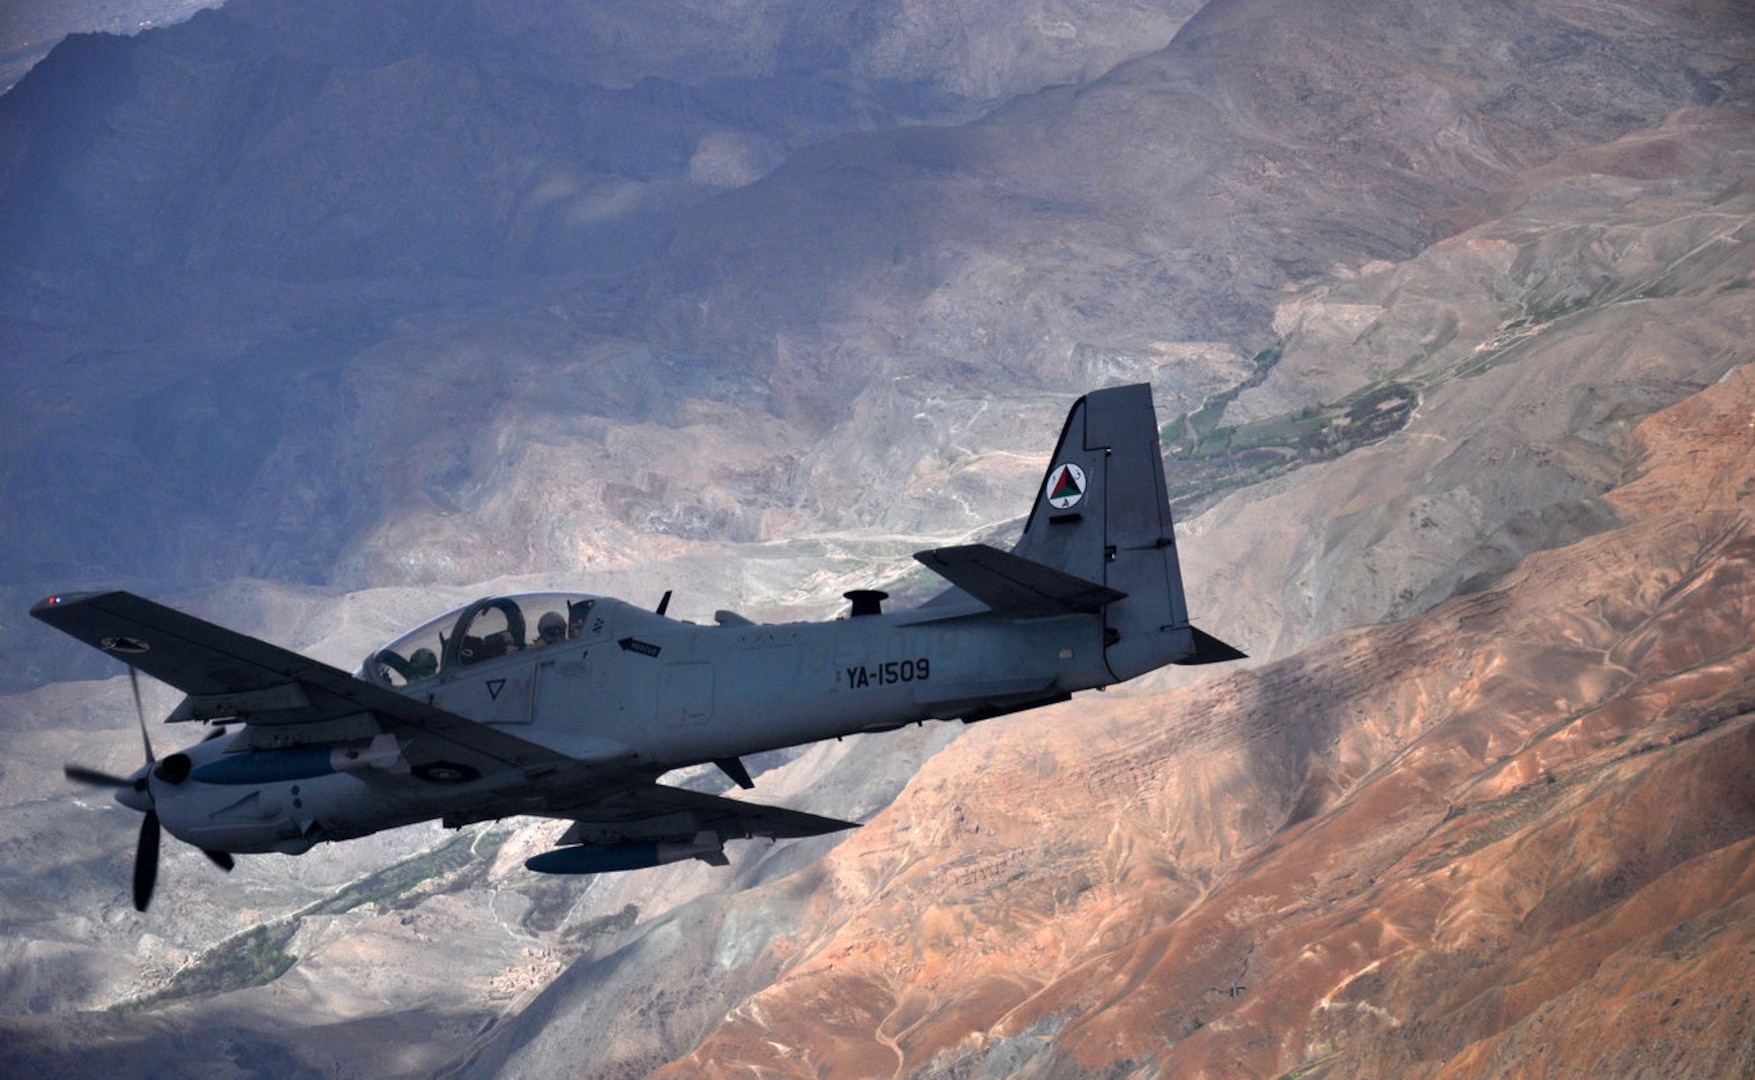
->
[655,590,672,616]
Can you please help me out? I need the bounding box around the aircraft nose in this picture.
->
[115,774,151,813]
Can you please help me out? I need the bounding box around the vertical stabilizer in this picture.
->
[1013,384,1241,679]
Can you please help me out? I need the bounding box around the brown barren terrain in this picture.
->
[654,367,1755,1077]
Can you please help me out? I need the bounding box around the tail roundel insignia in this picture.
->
[1045,463,1086,509]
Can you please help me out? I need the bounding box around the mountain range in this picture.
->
[0,0,1752,1076]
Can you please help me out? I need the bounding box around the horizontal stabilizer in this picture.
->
[914,544,1126,616]
[1176,626,1248,665]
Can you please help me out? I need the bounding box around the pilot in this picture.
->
[407,647,438,681]
[535,611,567,646]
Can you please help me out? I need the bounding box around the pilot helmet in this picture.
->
[537,611,567,643]
[407,647,438,679]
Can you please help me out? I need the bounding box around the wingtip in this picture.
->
[30,590,122,619]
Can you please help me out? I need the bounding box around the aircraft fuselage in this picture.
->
[42,383,1244,905]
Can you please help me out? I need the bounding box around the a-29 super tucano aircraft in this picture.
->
[38,384,1243,911]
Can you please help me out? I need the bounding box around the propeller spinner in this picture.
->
[61,665,232,912]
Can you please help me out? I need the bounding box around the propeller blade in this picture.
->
[127,665,155,765]
[203,849,235,872]
[133,809,161,912]
[64,764,134,788]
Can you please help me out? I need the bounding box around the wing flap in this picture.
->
[913,544,1125,616]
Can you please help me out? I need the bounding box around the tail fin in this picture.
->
[1013,384,1244,679]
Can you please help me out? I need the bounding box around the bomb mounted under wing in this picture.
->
[36,383,1244,910]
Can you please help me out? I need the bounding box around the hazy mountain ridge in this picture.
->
[656,0,1748,362]
[3,0,1748,635]
[0,0,1753,1076]
[0,0,1201,299]
[0,0,223,92]
[0,0,1208,686]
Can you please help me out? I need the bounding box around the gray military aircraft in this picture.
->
[39,383,1242,910]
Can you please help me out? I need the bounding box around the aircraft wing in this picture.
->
[30,591,569,777]
[913,543,1126,616]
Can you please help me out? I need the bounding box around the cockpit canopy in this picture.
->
[362,592,600,688]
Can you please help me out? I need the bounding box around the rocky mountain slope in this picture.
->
[631,362,1755,1079]
[446,128,1755,1079]
[1,0,1753,1077]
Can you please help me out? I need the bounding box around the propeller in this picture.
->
[134,809,161,912]
[128,665,153,766]
[62,764,136,788]
[61,664,232,911]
